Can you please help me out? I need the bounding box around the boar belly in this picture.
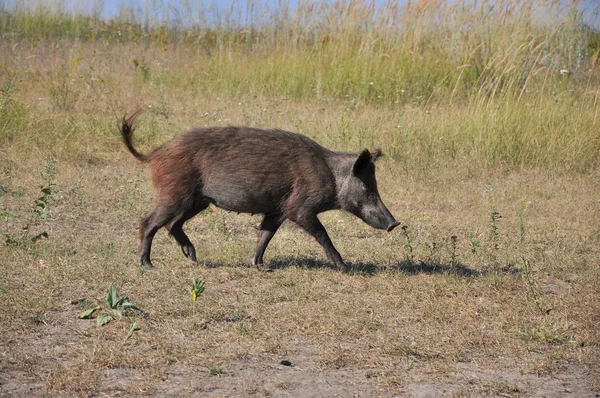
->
[203,176,288,214]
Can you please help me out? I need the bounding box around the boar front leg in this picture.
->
[294,214,348,271]
[252,213,282,267]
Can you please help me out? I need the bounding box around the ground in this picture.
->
[1,155,598,397]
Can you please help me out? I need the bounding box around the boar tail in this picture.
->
[120,110,149,162]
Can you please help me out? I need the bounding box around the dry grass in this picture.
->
[1,39,599,171]
[1,1,600,396]
[1,144,599,395]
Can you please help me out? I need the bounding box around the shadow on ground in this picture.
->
[203,257,484,277]
[277,257,483,277]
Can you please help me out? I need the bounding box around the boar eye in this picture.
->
[360,182,368,192]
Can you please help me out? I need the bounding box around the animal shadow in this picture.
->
[263,256,483,277]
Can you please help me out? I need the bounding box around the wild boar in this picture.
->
[120,111,400,270]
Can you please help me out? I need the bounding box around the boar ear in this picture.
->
[370,148,383,162]
[353,149,372,176]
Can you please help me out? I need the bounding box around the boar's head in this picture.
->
[338,149,400,232]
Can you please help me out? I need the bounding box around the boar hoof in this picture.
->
[181,245,197,262]
[338,262,351,272]
[139,258,154,268]
[253,261,274,272]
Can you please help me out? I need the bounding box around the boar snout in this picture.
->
[376,196,399,232]
[387,220,401,232]
[377,200,400,232]
[359,197,399,232]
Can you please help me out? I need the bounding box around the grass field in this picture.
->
[1,1,599,396]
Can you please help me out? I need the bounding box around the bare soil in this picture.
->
[1,304,596,397]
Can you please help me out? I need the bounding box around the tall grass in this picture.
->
[1,0,599,170]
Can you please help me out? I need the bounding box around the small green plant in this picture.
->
[3,159,58,246]
[190,278,205,302]
[3,188,53,247]
[34,185,53,219]
[449,235,458,267]
[106,282,143,318]
[190,278,205,316]
[233,309,252,334]
[78,305,101,319]
[126,321,141,340]
[469,233,480,255]
[489,210,502,250]
[491,270,505,289]
[4,232,20,246]
[0,206,21,246]
[208,366,228,377]
[79,283,143,326]
[96,313,112,326]
[29,230,49,243]
[33,159,57,220]
[148,99,173,119]
[519,258,547,315]
[401,225,414,262]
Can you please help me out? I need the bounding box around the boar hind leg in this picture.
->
[294,215,348,271]
[138,203,202,268]
[167,220,196,262]
[166,220,196,262]
[165,201,210,263]
[139,208,174,268]
[252,213,282,267]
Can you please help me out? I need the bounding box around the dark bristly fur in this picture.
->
[120,111,399,270]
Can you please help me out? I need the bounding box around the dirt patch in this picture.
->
[1,305,598,397]
[403,364,594,397]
